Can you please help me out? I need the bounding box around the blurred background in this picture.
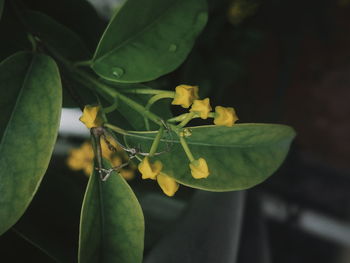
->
[1,0,350,262]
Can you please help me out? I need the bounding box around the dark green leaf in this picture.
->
[79,160,144,263]
[0,52,62,235]
[92,0,208,83]
[22,11,99,108]
[25,0,105,52]
[24,11,91,61]
[0,2,31,61]
[124,124,296,191]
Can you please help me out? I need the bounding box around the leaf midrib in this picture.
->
[0,54,35,157]
[123,133,291,148]
[97,174,106,262]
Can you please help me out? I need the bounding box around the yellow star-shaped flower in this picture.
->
[189,158,209,179]
[214,106,238,127]
[190,98,212,119]
[157,173,180,197]
[66,142,94,175]
[171,85,199,108]
[79,105,104,129]
[138,157,163,180]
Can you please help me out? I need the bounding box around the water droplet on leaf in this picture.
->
[112,67,124,78]
[168,44,177,52]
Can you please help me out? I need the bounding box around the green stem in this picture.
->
[73,60,93,67]
[144,92,174,131]
[121,88,173,95]
[103,98,119,114]
[146,92,175,110]
[178,112,196,128]
[45,46,164,127]
[27,33,37,52]
[169,112,216,124]
[104,123,129,136]
[73,69,163,127]
[149,127,164,156]
[179,135,195,162]
[167,113,192,123]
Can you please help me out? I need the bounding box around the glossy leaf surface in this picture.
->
[79,161,144,263]
[124,124,296,191]
[0,52,62,235]
[92,0,208,83]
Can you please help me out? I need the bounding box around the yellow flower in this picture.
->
[67,140,137,180]
[157,173,179,197]
[189,158,209,179]
[171,85,199,108]
[190,98,212,119]
[66,141,94,174]
[79,105,104,128]
[138,157,163,180]
[214,106,238,127]
[110,156,122,167]
[83,163,94,176]
[120,169,136,180]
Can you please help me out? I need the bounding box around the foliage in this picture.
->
[0,0,295,261]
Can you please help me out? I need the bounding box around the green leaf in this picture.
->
[0,51,62,235]
[0,3,31,61]
[22,11,99,108]
[92,0,208,83]
[79,161,144,263]
[24,11,91,61]
[124,124,296,191]
[25,0,105,52]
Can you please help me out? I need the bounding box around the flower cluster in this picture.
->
[66,138,136,180]
[171,84,239,127]
[73,85,238,197]
[138,157,179,196]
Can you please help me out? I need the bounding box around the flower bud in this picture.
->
[214,106,238,127]
[157,173,179,196]
[138,157,162,180]
[79,105,104,128]
[189,158,209,179]
[190,98,212,119]
[171,85,199,108]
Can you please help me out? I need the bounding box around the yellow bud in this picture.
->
[189,158,209,179]
[138,157,163,180]
[67,149,86,170]
[157,173,179,197]
[214,106,238,127]
[190,98,212,119]
[171,85,199,108]
[120,169,135,180]
[83,163,94,176]
[110,156,122,167]
[79,105,104,129]
[67,142,94,171]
